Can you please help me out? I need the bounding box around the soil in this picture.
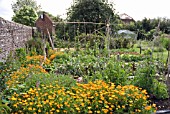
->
[152,98,170,110]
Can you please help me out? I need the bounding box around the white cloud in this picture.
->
[0,0,14,21]
[36,0,73,18]
[1,0,170,21]
[113,0,170,20]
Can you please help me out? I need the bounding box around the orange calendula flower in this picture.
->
[145,106,152,110]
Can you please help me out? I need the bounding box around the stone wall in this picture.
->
[0,17,32,61]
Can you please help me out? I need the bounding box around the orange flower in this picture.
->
[145,106,151,110]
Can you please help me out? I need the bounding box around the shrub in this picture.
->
[9,80,156,113]
[110,38,122,49]
[110,38,135,49]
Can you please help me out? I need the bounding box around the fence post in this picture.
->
[106,21,110,57]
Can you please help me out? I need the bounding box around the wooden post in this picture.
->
[47,29,55,50]
[166,64,170,93]
[106,22,110,57]
[139,46,142,54]
[117,54,120,61]
[40,31,46,66]
[167,50,170,65]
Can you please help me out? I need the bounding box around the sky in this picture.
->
[0,0,170,21]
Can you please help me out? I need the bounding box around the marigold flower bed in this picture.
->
[9,80,156,114]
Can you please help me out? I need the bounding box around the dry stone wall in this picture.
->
[0,17,32,61]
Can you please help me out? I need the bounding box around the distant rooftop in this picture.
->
[119,13,133,20]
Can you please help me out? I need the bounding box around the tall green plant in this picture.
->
[134,59,156,93]
[133,59,169,99]
[102,60,128,85]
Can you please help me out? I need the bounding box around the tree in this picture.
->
[66,0,118,40]
[12,5,38,26]
[12,0,41,13]
[135,17,170,40]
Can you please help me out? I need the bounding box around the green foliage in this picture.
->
[11,0,41,13]
[26,38,50,55]
[135,17,170,40]
[54,53,101,76]
[0,53,22,92]
[134,60,156,93]
[15,48,27,63]
[123,22,137,31]
[12,5,38,26]
[145,29,156,40]
[102,61,128,85]
[133,59,169,99]
[0,94,11,114]
[76,33,105,48]
[143,48,152,55]
[54,38,75,48]
[153,47,166,52]
[153,79,169,99]
[110,38,135,49]
[121,54,146,62]
[53,50,130,85]
[25,73,76,89]
[160,36,170,50]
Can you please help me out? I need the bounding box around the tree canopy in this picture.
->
[12,5,38,26]
[68,0,115,23]
[66,0,118,40]
[12,0,41,13]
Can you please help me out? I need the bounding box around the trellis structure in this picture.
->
[54,20,115,57]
